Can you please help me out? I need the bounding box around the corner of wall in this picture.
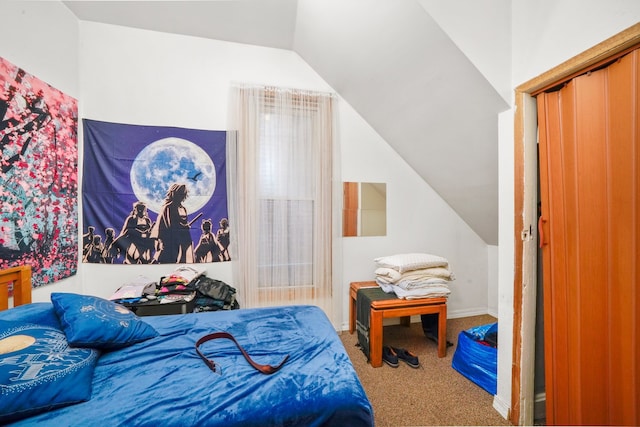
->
[492,393,511,420]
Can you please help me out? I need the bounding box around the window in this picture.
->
[227,84,339,317]
[257,199,314,288]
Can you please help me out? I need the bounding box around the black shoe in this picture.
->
[382,346,399,368]
[392,347,420,368]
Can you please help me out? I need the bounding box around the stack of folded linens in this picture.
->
[374,253,455,299]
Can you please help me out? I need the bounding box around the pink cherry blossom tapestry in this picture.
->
[0,56,78,288]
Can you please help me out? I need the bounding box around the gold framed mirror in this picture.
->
[343,182,386,237]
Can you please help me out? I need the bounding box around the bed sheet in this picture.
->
[2,304,373,427]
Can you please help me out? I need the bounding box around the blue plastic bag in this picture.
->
[451,323,498,395]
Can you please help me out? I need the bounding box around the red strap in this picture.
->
[195,331,289,375]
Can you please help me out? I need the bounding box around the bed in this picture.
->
[0,266,374,426]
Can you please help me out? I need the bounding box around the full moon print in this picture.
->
[130,138,216,214]
[82,119,229,265]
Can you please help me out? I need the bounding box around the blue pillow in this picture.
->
[51,293,158,349]
[0,302,60,328]
[0,321,100,423]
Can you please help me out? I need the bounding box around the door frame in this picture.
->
[511,22,640,426]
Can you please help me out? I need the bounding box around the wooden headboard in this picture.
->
[0,265,32,310]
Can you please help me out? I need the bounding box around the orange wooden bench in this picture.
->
[349,281,447,368]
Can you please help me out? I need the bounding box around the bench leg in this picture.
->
[369,309,384,368]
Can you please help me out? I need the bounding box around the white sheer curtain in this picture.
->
[226,84,341,323]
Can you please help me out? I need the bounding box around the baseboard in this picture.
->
[448,307,494,319]
[492,393,510,420]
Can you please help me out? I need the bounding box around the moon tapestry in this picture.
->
[0,57,78,288]
[82,119,229,265]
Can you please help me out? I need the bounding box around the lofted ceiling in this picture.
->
[63,0,508,245]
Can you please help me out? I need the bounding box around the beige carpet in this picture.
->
[339,314,512,427]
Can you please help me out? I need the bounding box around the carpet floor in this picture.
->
[339,314,513,426]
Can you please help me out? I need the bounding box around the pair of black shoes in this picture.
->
[382,346,419,368]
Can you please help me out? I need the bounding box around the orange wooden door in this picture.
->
[537,49,640,426]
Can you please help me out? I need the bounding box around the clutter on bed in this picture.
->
[156,264,204,302]
[0,267,374,427]
[373,252,455,299]
[109,265,239,312]
[158,267,239,311]
[451,322,498,395]
[108,275,157,301]
[191,275,239,311]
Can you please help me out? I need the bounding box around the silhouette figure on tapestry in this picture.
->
[82,226,95,258]
[83,235,104,263]
[194,219,220,263]
[151,183,194,263]
[112,201,154,264]
[216,218,230,261]
[101,227,118,264]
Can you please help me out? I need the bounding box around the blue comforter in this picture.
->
[2,303,373,426]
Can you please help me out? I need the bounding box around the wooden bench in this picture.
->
[349,281,447,368]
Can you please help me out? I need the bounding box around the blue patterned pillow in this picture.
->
[0,302,60,328]
[0,321,100,423]
[51,293,158,350]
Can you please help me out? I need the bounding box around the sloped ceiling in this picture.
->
[63,0,508,245]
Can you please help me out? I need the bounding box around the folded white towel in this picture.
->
[374,253,449,273]
[392,285,451,300]
[400,267,456,282]
[374,267,402,283]
[396,278,448,290]
[375,279,396,294]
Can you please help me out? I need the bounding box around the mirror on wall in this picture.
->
[343,182,387,237]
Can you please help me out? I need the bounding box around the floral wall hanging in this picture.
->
[0,56,78,287]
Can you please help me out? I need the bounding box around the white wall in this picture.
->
[418,0,512,104]
[0,2,78,98]
[0,8,491,329]
[340,97,491,325]
[512,0,640,86]
[494,108,514,418]
[487,245,499,317]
